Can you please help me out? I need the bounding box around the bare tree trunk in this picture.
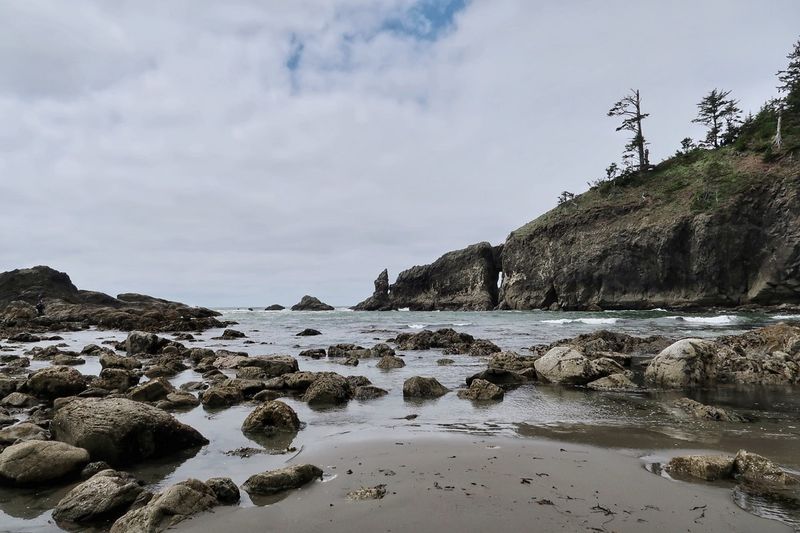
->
[773,112,783,150]
[634,90,646,172]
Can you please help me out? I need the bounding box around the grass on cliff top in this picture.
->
[513,127,800,238]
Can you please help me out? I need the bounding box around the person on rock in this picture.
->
[35,295,45,316]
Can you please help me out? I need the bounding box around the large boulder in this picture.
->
[533,347,598,385]
[26,366,88,400]
[291,296,334,311]
[0,440,89,485]
[128,378,176,403]
[110,478,217,533]
[302,374,351,405]
[672,397,747,422]
[488,351,538,373]
[403,376,449,399]
[466,368,527,388]
[457,379,504,401]
[53,469,145,526]
[0,422,49,445]
[242,464,323,496]
[51,398,208,466]
[376,355,406,369]
[125,331,164,356]
[241,401,301,434]
[666,455,735,481]
[238,355,299,377]
[734,450,799,487]
[200,384,244,408]
[644,339,718,387]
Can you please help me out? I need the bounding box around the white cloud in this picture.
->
[1,0,798,305]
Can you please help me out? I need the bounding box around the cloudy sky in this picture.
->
[1,1,798,306]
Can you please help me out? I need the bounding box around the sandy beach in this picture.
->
[177,433,790,533]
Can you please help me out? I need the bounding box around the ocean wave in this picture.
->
[771,314,800,320]
[398,308,410,312]
[665,315,737,325]
[452,322,472,327]
[541,318,618,325]
[408,324,426,329]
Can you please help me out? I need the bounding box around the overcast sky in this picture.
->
[1,1,798,307]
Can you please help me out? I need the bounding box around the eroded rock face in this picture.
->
[666,455,735,481]
[110,479,218,533]
[533,347,598,385]
[393,328,499,356]
[242,464,323,496]
[402,376,449,398]
[241,401,301,434]
[53,469,144,526]
[352,269,395,311]
[291,296,334,311]
[644,339,718,387]
[0,440,89,485]
[51,398,208,466]
[673,397,747,422]
[390,242,502,311]
[734,450,799,487]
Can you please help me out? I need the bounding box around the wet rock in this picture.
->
[82,344,115,357]
[352,269,394,311]
[51,397,208,466]
[1,391,38,408]
[110,478,217,533]
[157,392,200,410]
[291,296,334,311]
[241,401,301,434]
[346,375,372,388]
[436,358,454,366]
[53,469,144,526]
[53,354,85,366]
[341,356,359,366]
[205,477,240,505]
[347,484,387,500]
[457,379,504,401]
[466,368,526,389]
[212,353,249,369]
[302,374,351,405]
[9,332,40,343]
[201,385,244,408]
[299,348,326,359]
[128,378,175,403]
[353,385,388,401]
[100,353,142,370]
[242,464,323,496]
[403,376,449,399]
[587,373,639,391]
[533,347,599,385]
[26,366,88,400]
[531,330,672,358]
[0,422,49,445]
[644,339,718,387]
[488,351,538,373]
[284,371,320,391]
[458,338,502,357]
[96,368,140,392]
[376,355,405,369]
[265,304,285,311]
[0,440,89,485]
[666,455,735,481]
[296,328,322,336]
[238,355,299,377]
[394,328,473,351]
[371,343,395,358]
[212,329,247,340]
[125,331,165,356]
[673,397,747,422]
[81,461,112,479]
[734,450,799,487]
[328,344,368,358]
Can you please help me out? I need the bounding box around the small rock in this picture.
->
[347,484,387,501]
[403,376,448,399]
[205,477,240,504]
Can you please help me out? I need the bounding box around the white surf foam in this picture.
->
[541,318,618,325]
[665,315,737,325]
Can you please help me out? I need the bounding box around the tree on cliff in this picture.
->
[608,89,649,172]
[777,38,800,114]
[692,89,741,148]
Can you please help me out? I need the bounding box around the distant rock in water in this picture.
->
[291,295,334,311]
[265,304,285,311]
[353,269,394,311]
[390,242,502,311]
[0,266,224,333]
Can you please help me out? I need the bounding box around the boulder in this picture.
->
[125,331,164,356]
[587,373,639,391]
[328,344,367,358]
[51,397,208,466]
[128,378,175,403]
[238,355,298,377]
[488,351,538,373]
[376,355,406,369]
[666,455,735,481]
[26,366,88,400]
[53,354,85,366]
[201,385,244,408]
[212,329,246,340]
[466,368,526,388]
[533,347,598,385]
[302,374,351,405]
[0,440,89,485]
[291,296,334,311]
[734,450,798,487]
[96,368,140,392]
[353,385,388,400]
[644,339,718,387]
[205,477,240,505]
[457,379,504,401]
[1,391,38,408]
[673,397,747,422]
[265,304,285,311]
[299,348,326,359]
[241,401,301,434]
[403,376,449,399]
[0,422,49,445]
[110,478,217,533]
[100,353,142,370]
[296,328,322,336]
[52,469,144,526]
[242,464,323,496]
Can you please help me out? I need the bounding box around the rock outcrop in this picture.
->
[51,398,208,466]
[291,295,334,311]
[0,440,89,485]
[353,269,395,311]
[53,469,145,526]
[403,376,449,398]
[389,242,502,311]
[0,266,223,333]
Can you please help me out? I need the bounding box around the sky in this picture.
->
[1,0,798,307]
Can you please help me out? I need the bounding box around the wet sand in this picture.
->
[177,434,790,533]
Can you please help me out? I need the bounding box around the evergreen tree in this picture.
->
[692,89,741,148]
[608,89,649,172]
[777,38,800,114]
